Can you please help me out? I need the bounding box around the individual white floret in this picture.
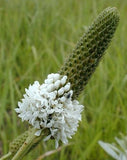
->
[60,96,66,103]
[44,78,53,84]
[64,83,71,92]
[58,87,64,96]
[47,73,54,79]
[61,76,67,85]
[54,80,61,89]
[47,84,54,92]
[53,73,60,81]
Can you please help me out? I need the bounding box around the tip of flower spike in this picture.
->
[96,7,120,30]
[104,7,120,20]
[106,7,119,14]
[15,73,84,148]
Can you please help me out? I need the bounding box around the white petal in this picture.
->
[35,129,42,136]
[44,135,51,141]
[58,88,64,96]
[61,76,67,85]
[64,83,70,92]
[53,74,60,81]
[54,80,61,89]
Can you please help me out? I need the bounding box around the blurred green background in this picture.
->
[0,0,127,159]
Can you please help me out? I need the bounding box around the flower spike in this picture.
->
[59,7,119,98]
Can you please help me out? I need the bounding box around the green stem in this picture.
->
[0,152,12,160]
[12,128,44,160]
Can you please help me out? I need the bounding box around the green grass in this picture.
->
[0,0,127,159]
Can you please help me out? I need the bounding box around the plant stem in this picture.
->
[12,128,44,160]
[0,152,12,160]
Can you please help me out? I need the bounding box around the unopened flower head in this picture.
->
[15,73,84,148]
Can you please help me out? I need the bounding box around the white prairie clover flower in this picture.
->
[98,134,127,160]
[15,73,84,148]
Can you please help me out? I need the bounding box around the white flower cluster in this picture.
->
[99,134,127,160]
[15,73,84,148]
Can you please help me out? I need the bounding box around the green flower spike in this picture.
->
[59,7,119,99]
[0,7,119,160]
